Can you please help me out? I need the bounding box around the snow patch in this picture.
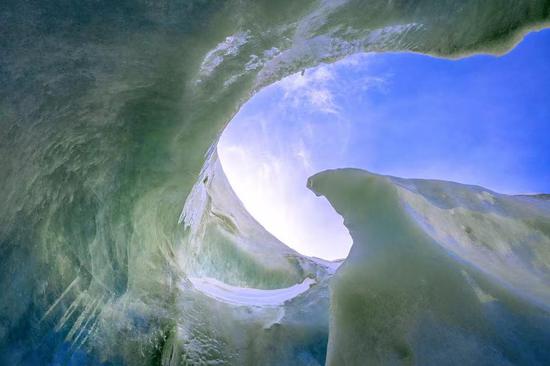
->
[188,277,315,307]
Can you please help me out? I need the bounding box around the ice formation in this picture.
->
[308,169,550,364]
[1,1,549,365]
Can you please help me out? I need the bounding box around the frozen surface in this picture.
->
[1,0,549,364]
[308,169,550,365]
[188,277,315,306]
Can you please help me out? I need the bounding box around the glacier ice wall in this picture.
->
[308,169,550,365]
[1,0,549,364]
[174,152,335,365]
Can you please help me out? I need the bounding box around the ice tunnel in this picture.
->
[1,1,550,365]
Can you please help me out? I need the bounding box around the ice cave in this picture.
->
[1,1,550,365]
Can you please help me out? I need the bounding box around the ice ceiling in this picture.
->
[1,1,550,365]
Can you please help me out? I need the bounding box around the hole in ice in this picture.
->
[218,29,550,260]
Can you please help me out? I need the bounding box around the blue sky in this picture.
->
[218,29,550,260]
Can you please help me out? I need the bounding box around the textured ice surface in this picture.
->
[188,277,315,306]
[1,0,549,365]
[308,169,550,365]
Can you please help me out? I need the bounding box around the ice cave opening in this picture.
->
[217,29,550,261]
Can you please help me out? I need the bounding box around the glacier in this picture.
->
[308,169,550,365]
[1,0,550,365]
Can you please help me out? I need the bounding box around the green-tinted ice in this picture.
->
[309,169,550,365]
[1,0,549,364]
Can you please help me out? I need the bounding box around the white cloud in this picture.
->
[277,65,339,114]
